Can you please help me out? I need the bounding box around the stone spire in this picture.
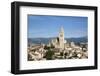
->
[59,26,64,49]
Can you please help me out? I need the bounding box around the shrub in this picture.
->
[45,49,54,60]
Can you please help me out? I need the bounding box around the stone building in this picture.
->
[51,27,67,49]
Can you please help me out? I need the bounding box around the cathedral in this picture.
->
[51,27,67,49]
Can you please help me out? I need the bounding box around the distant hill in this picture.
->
[28,36,87,45]
[66,36,87,44]
[28,38,51,44]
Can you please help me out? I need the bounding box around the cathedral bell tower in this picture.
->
[59,27,64,49]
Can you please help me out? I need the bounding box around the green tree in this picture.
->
[45,50,54,60]
[60,52,63,56]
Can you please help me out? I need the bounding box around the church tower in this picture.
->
[59,27,64,49]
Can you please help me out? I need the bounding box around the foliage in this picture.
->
[60,52,63,56]
[45,49,54,60]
